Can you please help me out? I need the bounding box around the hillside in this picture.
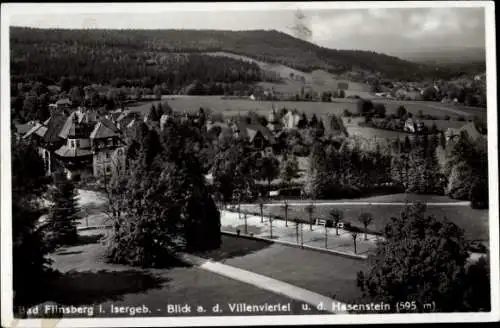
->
[10,27,449,83]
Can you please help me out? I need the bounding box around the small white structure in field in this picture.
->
[249,94,256,101]
[269,190,280,197]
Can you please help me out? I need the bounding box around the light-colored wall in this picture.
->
[92,146,126,178]
[67,138,91,149]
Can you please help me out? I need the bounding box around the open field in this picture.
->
[241,203,489,242]
[205,51,369,94]
[129,96,485,123]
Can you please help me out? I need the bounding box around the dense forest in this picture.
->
[10,27,478,84]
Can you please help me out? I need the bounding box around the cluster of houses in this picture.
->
[16,103,127,180]
[14,98,312,181]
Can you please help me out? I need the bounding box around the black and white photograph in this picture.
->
[1,1,498,326]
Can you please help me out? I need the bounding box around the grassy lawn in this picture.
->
[241,203,489,242]
[126,96,484,120]
[20,229,323,318]
[221,240,369,303]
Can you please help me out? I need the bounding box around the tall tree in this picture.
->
[280,155,300,188]
[257,154,280,195]
[356,202,488,312]
[12,138,52,307]
[45,171,80,248]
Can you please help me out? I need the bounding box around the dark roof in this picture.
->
[15,121,37,135]
[235,120,276,144]
[90,120,120,139]
[43,114,68,143]
[54,145,93,157]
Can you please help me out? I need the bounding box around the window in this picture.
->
[106,166,111,173]
[107,138,113,146]
[76,140,80,148]
[105,152,111,160]
[70,140,75,148]
[117,149,123,157]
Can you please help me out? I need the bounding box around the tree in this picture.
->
[357,99,374,116]
[357,202,488,312]
[329,209,343,236]
[446,162,474,200]
[257,155,280,195]
[12,138,52,307]
[107,120,221,267]
[470,177,488,209]
[396,105,407,118]
[351,231,358,254]
[297,113,308,129]
[280,155,300,188]
[305,203,315,231]
[269,216,274,239]
[373,103,386,118]
[258,198,265,223]
[358,212,373,241]
[309,114,319,129]
[45,171,80,248]
[281,200,290,227]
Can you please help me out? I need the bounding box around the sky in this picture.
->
[7,4,486,56]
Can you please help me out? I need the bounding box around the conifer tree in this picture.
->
[45,171,80,247]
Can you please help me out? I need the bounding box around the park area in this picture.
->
[27,229,325,318]
[239,198,489,243]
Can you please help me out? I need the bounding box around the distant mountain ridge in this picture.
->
[11,26,432,80]
[10,27,485,83]
[395,47,486,65]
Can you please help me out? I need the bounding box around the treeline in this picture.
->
[11,27,477,82]
[11,43,263,90]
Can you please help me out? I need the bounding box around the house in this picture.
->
[23,108,125,180]
[404,118,424,133]
[233,119,276,153]
[445,121,485,143]
[281,109,301,130]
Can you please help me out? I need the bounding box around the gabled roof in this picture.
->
[15,121,38,135]
[23,122,44,139]
[54,145,93,158]
[42,114,68,143]
[236,121,276,144]
[90,120,120,139]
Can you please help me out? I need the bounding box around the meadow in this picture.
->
[128,96,483,141]
[130,95,484,119]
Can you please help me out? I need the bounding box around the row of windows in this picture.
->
[69,138,116,149]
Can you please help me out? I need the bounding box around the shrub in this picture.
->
[457,115,466,122]
[373,103,387,118]
[470,178,488,209]
[342,109,352,117]
[444,115,451,120]
[292,144,310,157]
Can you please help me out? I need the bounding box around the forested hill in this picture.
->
[10,27,451,82]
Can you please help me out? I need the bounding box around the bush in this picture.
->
[470,178,488,209]
[468,241,487,253]
[342,109,352,117]
[292,144,310,157]
[457,115,466,122]
[373,103,387,118]
[444,115,451,120]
